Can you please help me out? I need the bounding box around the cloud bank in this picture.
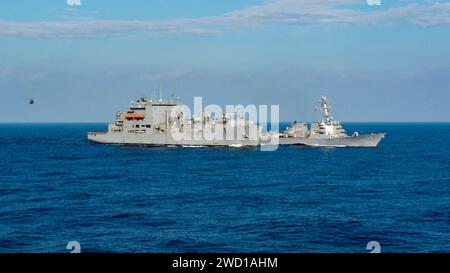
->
[0,0,449,37]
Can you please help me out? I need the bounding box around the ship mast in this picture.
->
[320,96,333,124]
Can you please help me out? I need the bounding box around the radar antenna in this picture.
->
[320,96,334,124]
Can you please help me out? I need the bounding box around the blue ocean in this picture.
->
[0,123,449,253]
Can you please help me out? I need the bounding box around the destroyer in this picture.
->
[280,96,385,147]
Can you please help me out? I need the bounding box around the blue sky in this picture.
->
[0,0,449,122]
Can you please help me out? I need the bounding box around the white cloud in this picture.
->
[222,0,450,26]
[0,18,218,37]
[0,0,449,37]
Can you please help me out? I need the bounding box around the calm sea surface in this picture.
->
[0,123,449,252]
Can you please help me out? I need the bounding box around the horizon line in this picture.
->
[1,121,450,124]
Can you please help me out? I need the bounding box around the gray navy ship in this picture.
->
[88,95,385,148]
[279,96,385,147]
[88,97,261,147]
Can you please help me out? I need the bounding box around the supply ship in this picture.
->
[88,97,261,147]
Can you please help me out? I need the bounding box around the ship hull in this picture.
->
[87,132,259,146]
[88,131,385,147]
[279,133,385,147]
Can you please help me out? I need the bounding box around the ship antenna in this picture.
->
[320,96,333,123]
[170,91,175,103]
[159,86,163,102]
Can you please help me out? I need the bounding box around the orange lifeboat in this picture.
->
[125,113,145,120]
